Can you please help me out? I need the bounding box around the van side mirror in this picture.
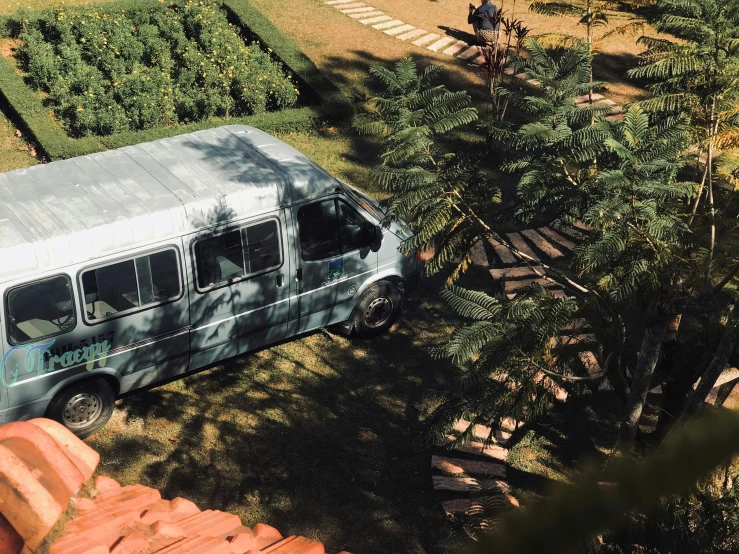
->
[362,221,378,247]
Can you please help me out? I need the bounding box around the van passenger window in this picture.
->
[298,200,370,261]
[82,249,181,321]
[194,220,282,289]
[6,275,76,345]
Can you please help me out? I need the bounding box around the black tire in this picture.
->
[352,280,403,338]
[45,378,115,439]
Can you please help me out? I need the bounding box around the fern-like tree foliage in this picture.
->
[627,0,739,284]
[427,285,580,447]
[529,0,645,102]
[355,58,502,280]
[576,106,695,304]
[488,38,612,222]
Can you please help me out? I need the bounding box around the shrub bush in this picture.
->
[11,0,299,137]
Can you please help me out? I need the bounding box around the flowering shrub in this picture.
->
[13,0,299,137]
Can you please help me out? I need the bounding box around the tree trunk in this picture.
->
[680,324,737,420]
[618,321,667,448]
[653,339,714,442]
[688,157,709,226]
[716,378,739,407]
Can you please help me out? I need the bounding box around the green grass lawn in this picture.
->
[0,0,651,549]
[89,285,462,553]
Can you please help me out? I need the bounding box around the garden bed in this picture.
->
[0,0,347,160]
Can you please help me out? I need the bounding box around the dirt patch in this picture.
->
[0,37,21,59]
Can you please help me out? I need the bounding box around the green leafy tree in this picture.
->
[627,0,739,286]
[427,286,580,447]
[529,0,645,101]
[488,38,612,223]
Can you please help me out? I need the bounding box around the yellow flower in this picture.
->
[77,106,83,111]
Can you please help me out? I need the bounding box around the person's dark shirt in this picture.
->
[468,2,499,31]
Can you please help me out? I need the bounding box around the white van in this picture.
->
[0,125,420,437]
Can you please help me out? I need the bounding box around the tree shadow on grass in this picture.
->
[91,287,462,554]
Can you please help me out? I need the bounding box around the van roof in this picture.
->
[0,125,340,284]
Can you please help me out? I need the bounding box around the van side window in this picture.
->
[194,219,282,289]
[82,249,181,321]
[298,199,370,261]
[6,275,76,345]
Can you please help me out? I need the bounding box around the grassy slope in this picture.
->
[92,288,461,553]
[0,0,667,549]
[0,110,36,171]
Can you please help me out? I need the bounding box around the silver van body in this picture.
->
[0,125,418,430]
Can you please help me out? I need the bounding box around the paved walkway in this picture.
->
[431,224,608,519]
[323,0,624,121]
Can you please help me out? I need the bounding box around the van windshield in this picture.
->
[338,182,385,221]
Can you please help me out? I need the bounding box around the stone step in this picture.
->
[396,28,427,40]
[443,40,469,56]
[503,66,516,75]
[442,436,508,461]
[412,33,440,46]
[433,476,511,493]
[573,221,591,232]
[453,419,510,445]
[553,224,587,240]
[575,93,604,103]
[341,6,375,12]
[561,318,589,333]
[442,496,519,515]
[470,53,486,65]
[373,19,404,29]
[359,15,391,24]
[385,24,414,35]
[537,227,576,250]
[457,45,480,60]
[578,351,602,376]
[595,98,617,106]
[514,72,527,79]
[324,0,356,4]
[504,278,558,292]
[349,10,383,18]
[489,265,544,280]
[606,114,625,122]
[507,288,566,300]
[489,238,517,265]
[520,229,564,260]
[332,1,365,8]
[551,333,597,348]
[470,241,488,267]
[432,456,507,478]
[427,37,456,52]
[506,233,541,262]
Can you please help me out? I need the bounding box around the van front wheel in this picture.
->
[46,378,115,439]
[352,281,403,338]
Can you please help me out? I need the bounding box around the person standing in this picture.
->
[468,0,500,45]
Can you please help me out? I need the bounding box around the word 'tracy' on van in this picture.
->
[0,125,420,437]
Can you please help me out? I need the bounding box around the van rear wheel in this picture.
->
[46,378,115,439]
[352,281,403,338]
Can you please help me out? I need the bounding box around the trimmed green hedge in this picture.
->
[0,0,350,161]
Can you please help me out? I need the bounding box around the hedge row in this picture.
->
[0,0,350,162]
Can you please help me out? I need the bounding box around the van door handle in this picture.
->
[296,268,303,281]
[276,274,284,287]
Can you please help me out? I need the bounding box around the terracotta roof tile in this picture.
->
[0,419,352,554]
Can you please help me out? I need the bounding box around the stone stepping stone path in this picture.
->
[433,418,521,517]
[322,0,626,121]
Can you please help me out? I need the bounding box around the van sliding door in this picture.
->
[186,209,291,370]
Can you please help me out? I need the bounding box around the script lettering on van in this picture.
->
[1,338,112,388]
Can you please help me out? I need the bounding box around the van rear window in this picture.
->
[6,275,76,345]
[194,219,282,289]
[81,249,181,322]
